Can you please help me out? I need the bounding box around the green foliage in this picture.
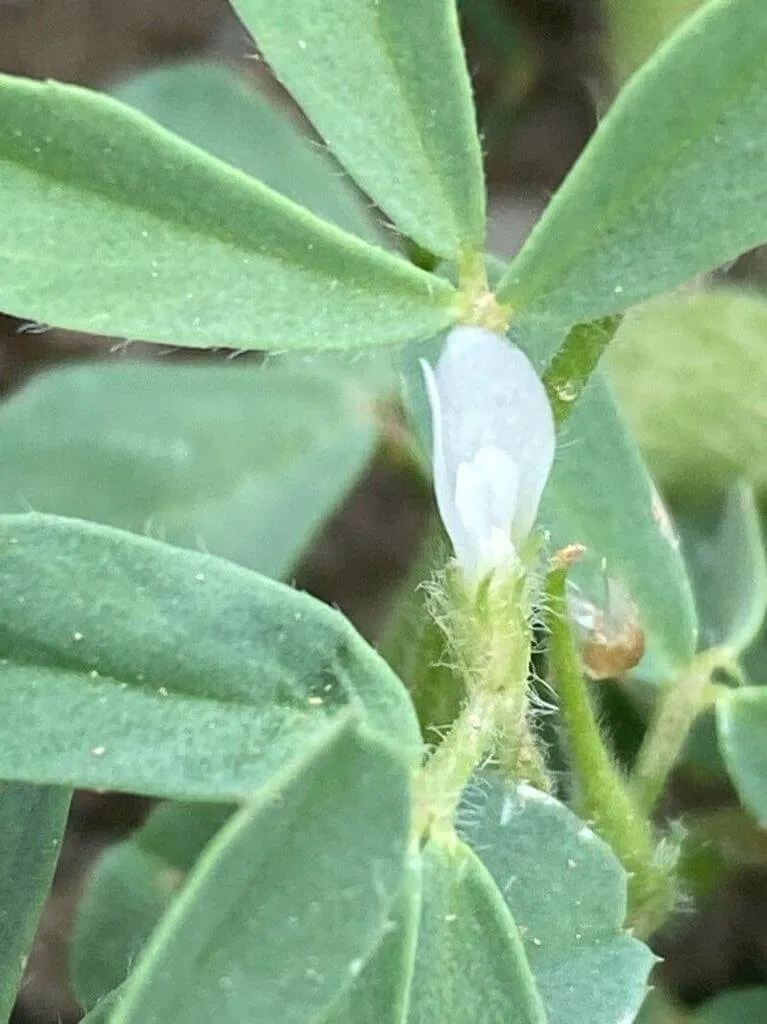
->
[0,785,70,1022]
[0,73,456,348]
[0,0,764,1017]
[408,840,545,1023]
[608,290,767,494]
[540,373,697,680]
[498,0,767,333]
[717,687,767,824]
[72,802,232,1008]
[0,361,376,580]
[602,0,706,84]
[110,724,412,1023]
[0,514,421,797]
[322,865,421,1024]
[74,800,422,1023]
[79,989,124,1022]
[673,484,767,654]
[112,62,379,242]
[229,0,485,259]
[461,777,655,1024]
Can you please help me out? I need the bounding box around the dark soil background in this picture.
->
[0,1,764,1020]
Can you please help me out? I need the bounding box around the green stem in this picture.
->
[413,691,496,842]
[546,564,671,935]
[542,315,622,426]
[413,560,552,842]
[630,647,733,814]
[467,568,550,789]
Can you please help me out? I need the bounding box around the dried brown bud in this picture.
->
[568,575,645,681]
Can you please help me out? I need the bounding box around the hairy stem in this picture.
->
[414,560,550,842]
[631,647,733,814]
[413,691,497,842]
[546,564,672,936]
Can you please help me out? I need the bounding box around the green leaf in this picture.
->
[541,372,698,680]
[460,777,655,1024]
[0,514,421,797]
[230,0,485,259]
[75,800,423,1022]
[111,61,379,242]
[691,988,767,1022]
[0,361,376,581]
[72,801,232,1009]
[323,860,422,1024]
[79,988,124,1022]
[0,72,456,349]
[673,484,767,654]
[717,687,767,823]
[607,290,767,494]
[407,839,545,1024]
[603,0,705,84]
[0,784,70,1023]
[497,0,767,328]
[112,723,411,1024]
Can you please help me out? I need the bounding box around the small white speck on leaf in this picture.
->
[91,745,106,757]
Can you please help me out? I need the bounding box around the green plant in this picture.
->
[1,0,767,1020]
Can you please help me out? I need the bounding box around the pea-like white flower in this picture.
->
[420,326,555,581]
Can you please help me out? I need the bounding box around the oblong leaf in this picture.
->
[497,0,767,328]
[0,361,376,581]
[230,0,485,258]
[0,514,421,797]
[112,723,411,1024]
[0,73,456,348]
[717,687,767,824]
[0,784,70,1023]
[460,777,655,1024]
[111,61,379,242]
[407,840,545,1024]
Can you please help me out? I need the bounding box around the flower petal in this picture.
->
[455,446,519,576]
[420,356,472,566]
[434,326,555,547]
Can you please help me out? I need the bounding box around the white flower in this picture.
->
[420,325,555,580]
